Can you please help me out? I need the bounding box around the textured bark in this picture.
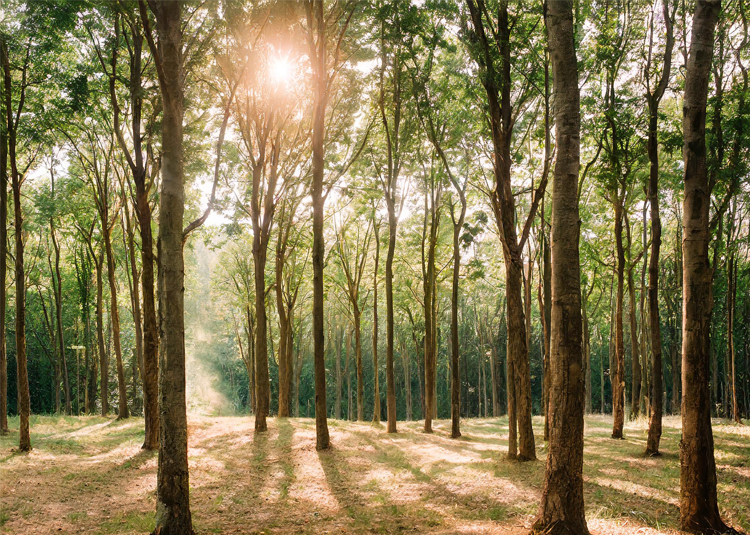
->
[679,1,729,532]
[466,0,541,461]
[103,217,129,419]
[385,210,397,433]
[531,0,588,530]
[51,214,71,415]
[95,252,108,416]
[612,197,626,438]
[110,21,159,447]
[306,0,330,450]
[4,38,30,451]
[335,325,342,419]
[378,23,403,435]
[372,217,381,423]
[645,0,674,456]
[141,0,195,532]
[450,199,465,438]
[422,181,441,433]
[628,264,641,419]
[0,36,8,434]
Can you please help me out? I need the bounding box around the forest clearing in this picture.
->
[2,414,748,535]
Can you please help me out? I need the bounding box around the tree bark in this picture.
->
[531,0,588,529]
[141,0,195,531]
[0,36,8,434]
[4,38,30,451]
[645,0,674,456]
[372,216,381,423]
[110,20,159,446]
[612,197,626,438]
[450,199,465,438]
[306,0,330,450]
[679,1,730,531]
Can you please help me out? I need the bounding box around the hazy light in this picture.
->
[270,56,292,85]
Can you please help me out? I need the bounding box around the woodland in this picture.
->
[0,0,749,534]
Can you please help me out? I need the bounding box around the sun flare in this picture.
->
[270,56,292,84]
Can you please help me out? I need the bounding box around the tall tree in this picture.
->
[645,0,675,457]
[0,35,8,435]
[465,0,548,461]
[108,7,160,448]
[4,32,32,452]
[679,0,732,532]
[531,0,587,531]
[140,0,194,532]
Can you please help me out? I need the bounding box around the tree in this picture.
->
[531,0,588,531]
[644,0,675,457]
[107,5,160,448]
[3,30,32,452]
[464,0,548,461]
[0,35,8,435]
[678,0,733,532]
[139,0,195,532]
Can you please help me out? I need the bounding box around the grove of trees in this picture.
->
[0,0,748,533]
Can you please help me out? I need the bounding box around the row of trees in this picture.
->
[1,0,747,533]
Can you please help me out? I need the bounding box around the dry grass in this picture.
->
[0,413,748,534]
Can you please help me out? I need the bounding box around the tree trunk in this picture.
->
[385,209,398,433]
[611,196,626,438]
[335,325,342,419]
[645,0,673,454]
[450,202,465,438]
[143,0,194,531]
[51,219,72,415]
[5,39,30,449]
[276,248,291,418]
[103,223,129,419]
[372,217,381,423]
[0,36,8,433]
[307,0,330,449]
[531,1,588,529]
[679,1,729,531]
[628,265,641,419]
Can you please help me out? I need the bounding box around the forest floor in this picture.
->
[0,414,748,535]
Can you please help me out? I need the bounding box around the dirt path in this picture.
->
[1,415,748,534]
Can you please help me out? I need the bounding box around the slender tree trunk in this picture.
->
[645,0,673,453]
[532,1,588,529]
[6,44,30,449]
[628,265,641,419]
[372,219,381,423]
[0,37,8,433]
[253,246,270,430]
[679,1,729,531]
[611,198,626,437]
[307,0,330,449]
[354,311,363,421]
[583,293,592,414]
[51,220,71,415]
[103,224,129,419]
[276,251,291,418]
[385,209,398,433]
[143,0,194,531]
[335,325,342,419]
[450,203,465,438]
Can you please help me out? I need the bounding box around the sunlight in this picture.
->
[270,56,292,85]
